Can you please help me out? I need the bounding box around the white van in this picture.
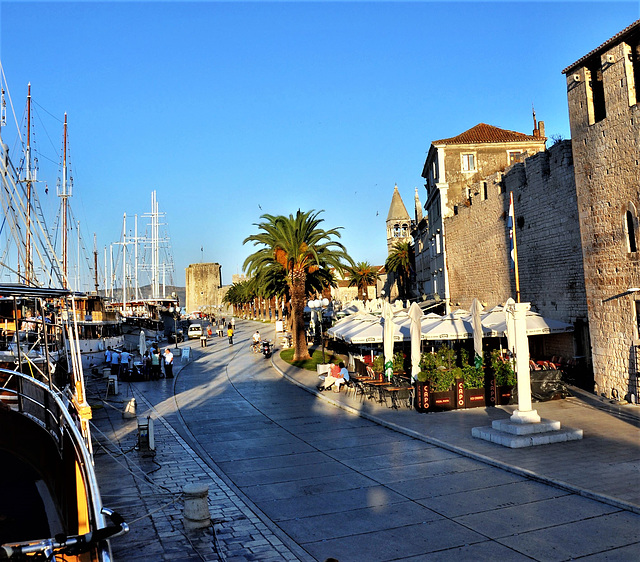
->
[187,324,203,339]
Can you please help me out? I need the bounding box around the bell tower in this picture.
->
[386,184,411,254]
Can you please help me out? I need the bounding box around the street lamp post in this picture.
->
[307,297,330,363]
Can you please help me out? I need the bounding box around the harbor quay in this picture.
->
[89,320,640,561]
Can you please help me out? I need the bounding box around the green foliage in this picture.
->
[490,349,516,386]
[372,354,384,373]
[347,261,380,301]
[392,351,406,373]
[430,367,455,392]
[416,371,429,383]
[462,365,485,389]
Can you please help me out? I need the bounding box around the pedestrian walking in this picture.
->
[163,348,174,378]
[110,349,121,378]
[227,323,234,345]
[151,347,161,380]
[105,346,112,365]
[143,350,151,380]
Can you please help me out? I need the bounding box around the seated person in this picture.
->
[317,362,349,392]
[252,330,261,343]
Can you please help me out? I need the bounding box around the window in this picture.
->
[461,153,476,172]
[626,206,638,253]
[482,182,488,200]
[586,61,606,123]
[508,151,524,165]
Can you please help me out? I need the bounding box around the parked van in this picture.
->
[187,324,203,339]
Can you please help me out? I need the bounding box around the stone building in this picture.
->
[563,20,640,401]
[418,123,547,309]
[444,141,590,373]
[185,262,222,314]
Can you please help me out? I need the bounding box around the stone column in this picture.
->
[508,301,541,424]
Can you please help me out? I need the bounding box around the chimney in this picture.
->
[538,120,545,138]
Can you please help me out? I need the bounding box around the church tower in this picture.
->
[386,184,412,254]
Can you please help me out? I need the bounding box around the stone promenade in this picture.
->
[88,320,640,561]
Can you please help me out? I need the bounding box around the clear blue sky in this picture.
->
[1,1,638,290]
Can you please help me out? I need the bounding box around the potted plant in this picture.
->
[428,365,457,411]
[371,354,384,381]
[490,349,516,405]
[456,349,486,408]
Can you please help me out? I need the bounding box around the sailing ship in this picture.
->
[0,69,127,559]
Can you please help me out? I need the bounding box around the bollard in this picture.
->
[183,483,210,530]
[103,367,111,379]
[123,398,136,419]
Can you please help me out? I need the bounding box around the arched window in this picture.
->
[625,203,638,253]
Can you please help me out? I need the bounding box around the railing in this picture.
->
[0,368,106,535]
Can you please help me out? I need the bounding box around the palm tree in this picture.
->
[243,210,352,361]
[347,261,380,301]
[385,241,414,301]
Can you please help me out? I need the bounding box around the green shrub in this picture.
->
[490,349,516,386]
[416,370,429,383]
[429,367,455,392]
[372,354,384,373]
[392,351,406,373]
[462,365,485,389]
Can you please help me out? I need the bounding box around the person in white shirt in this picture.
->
[164,348,174,378]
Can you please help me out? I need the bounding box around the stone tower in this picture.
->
[386,184,412,254]
[185,263,222,314]
[562,20,640,401]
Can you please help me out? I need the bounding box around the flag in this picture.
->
[508,192,515,271]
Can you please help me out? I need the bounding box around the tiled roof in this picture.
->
[562,19,640,74]
[433,123,542,145]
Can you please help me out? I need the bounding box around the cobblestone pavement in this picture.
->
[89,319,640,561]
[88,347,305,561]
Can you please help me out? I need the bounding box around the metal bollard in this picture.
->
[183,483,210,530]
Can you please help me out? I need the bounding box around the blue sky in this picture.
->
[1,1,638,290]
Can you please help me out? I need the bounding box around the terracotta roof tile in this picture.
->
[562,19,640,74]
[433,123,542,145]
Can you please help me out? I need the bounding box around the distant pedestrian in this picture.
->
[164,348,174,378]
[231,317,236,330]
[227,324,234,345]
[143,350,151,379]
[151,348,161,380]
[110,349,121,378]
[105,346,112,365]
[200,331,207,347]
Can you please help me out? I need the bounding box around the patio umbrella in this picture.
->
[382,300,395,381]
[408,302,423,382]
[139,329,146,357]
[470,298,484,368]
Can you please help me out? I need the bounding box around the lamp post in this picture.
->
[307,297,330,363]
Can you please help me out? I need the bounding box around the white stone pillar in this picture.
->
[508,301,541,424]
[183,483,210,530]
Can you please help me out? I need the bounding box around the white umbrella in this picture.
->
[408,302,423,382]
[470,298,484,367]
[138,329,146,357]
[382,300,395,381]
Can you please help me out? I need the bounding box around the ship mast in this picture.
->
[25,84,33,285]
[59,113,71,289]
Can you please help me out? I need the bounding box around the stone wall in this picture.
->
[445,141,589,362]
[565,37,640,400]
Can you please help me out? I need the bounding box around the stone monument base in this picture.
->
[472,418,583,448]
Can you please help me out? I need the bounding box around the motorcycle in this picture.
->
[261,340,273,358]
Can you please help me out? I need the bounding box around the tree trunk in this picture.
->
[291,269,310,361]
